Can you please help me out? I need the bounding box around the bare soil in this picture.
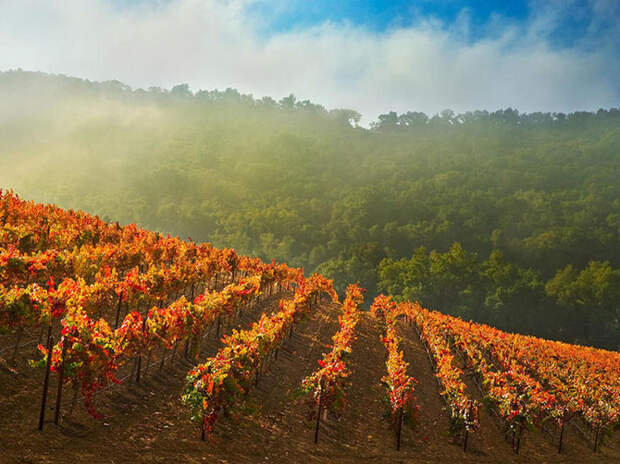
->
[0,298,618,463]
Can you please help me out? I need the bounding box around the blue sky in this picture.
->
[249,0,530,36]
[111,0,613,48]
[1,0,619,121]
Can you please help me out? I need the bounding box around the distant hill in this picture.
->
[1,69,619,348]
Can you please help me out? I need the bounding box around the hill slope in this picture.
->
[2,70,620,348]
[2,298,618,463]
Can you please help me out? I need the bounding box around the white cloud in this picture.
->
[0,0,618,123]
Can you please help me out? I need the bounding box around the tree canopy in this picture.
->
[1,70,618,348]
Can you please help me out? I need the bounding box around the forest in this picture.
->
[1,69,618,348]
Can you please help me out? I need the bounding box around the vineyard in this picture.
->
[1,190,619,463]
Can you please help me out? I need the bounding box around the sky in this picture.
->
[1,0,619,122]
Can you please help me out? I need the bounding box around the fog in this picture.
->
[1,0,619,124]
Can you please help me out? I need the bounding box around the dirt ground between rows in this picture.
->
[1,297,618,463]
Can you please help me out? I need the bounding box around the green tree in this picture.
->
[546,261,620,346]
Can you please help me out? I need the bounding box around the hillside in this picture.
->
[1,193,618,463]
[1,299,618,463]
[2,70,620,349]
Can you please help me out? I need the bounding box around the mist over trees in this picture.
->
[1,70,619,348]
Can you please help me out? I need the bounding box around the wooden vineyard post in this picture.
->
[463,403,472,452]
[512,420,523,454]
[135,356,142,384]
[136,318,147,384]
[114,292,123,330]
[159,347,166,370]
[54,339,68,425]
[145,348,152,373]
[593,426,600,452]
[463,428,469,452]
[183,338,190,359]
[171,343,179,363]
[68,385,79,416]
[314,382,324,444]
[136,355,142,384]
[216,315,222,340]
[201,413,207,441]
[558,411,566,453]
[11,327,23,363]
[396,407,404,451]
[38,329,53,431]
[255,363,261,387]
